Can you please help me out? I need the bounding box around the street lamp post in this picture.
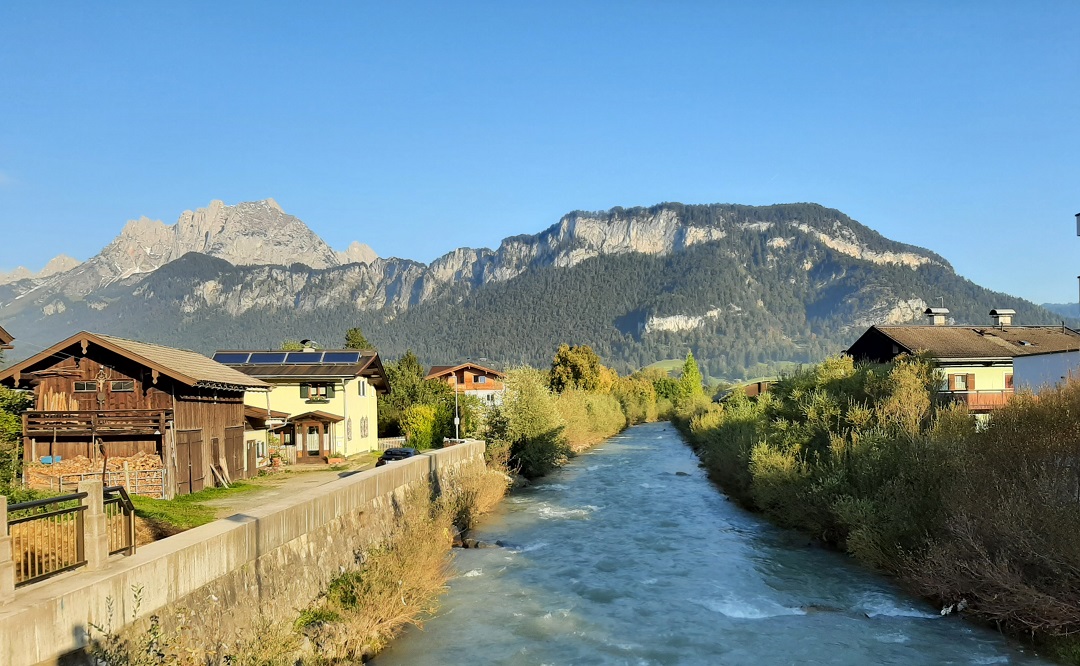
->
[453,372,460,440]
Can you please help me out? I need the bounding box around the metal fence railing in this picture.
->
[1,480,138,600]
[6,492,87,587]
[103,486,136,557]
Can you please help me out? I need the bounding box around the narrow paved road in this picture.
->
[203,453,378,518]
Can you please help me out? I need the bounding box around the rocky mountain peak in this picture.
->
[0,254,81,286]
[337,241,378,265]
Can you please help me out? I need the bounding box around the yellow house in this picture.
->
[846,308,1080,413]
[213,348,389,463]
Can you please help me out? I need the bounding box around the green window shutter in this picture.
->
[327,384,336,399]
[300,384,310,399]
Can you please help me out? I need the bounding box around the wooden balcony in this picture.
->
[939,389,1014,412]
[22,410,172,437]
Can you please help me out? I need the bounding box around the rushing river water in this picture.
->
[376,422,1050,665]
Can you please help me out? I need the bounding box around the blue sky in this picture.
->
[1,2,1077,302]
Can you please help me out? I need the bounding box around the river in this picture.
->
[375,422,1050,665]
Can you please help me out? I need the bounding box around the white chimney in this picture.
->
[924,307,949,326]
[989,309,1015,327]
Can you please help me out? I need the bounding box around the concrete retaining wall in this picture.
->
[0,441,485,666]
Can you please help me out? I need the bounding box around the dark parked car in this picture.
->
[376,447,419,466]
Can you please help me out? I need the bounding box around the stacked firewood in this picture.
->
[26,452,166,498]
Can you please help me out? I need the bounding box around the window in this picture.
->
[300,383,334,401]
[74,381,96,392]
[110,380,135,392]
[475,375,487,385]
[358,380,367,397]
[949,374,969,391]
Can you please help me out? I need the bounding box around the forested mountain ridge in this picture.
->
[0,200,1060,379]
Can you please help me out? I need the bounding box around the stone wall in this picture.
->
[0,442,485,666]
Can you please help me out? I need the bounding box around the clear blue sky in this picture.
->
[1,2,1077,302]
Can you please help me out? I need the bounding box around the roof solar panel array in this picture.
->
[212,350,364,365]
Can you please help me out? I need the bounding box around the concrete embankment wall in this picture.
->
[0,442,486,666]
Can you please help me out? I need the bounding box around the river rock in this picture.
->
[675,471,690,477]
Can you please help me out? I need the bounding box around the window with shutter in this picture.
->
[300,384,310,399]
[967,374,976,391]
[326,384,335,399]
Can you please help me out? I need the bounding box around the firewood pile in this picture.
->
[27,451,166,498]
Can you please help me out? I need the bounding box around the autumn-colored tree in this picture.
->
[549,344,604,393]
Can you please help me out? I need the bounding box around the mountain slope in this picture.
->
[0,200,1062,378]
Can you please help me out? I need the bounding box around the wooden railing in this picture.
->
[377,436,407,451]
[5,492,87,587]
[940,389,1014,411]
[22,409,172,437]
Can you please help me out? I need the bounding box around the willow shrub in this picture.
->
[556,389,627,452]
[485,367,569,478]
[911,382,1080,636]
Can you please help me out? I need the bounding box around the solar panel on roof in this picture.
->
[213,352,251,364]
[249,352,288,364]
[285,352,323,363]
[321,351,361,364]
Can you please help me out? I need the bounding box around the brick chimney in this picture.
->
[989,309,1015,327]
[924,307,949,326]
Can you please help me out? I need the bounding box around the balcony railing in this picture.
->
[22,409,172,437]
[939,389,1014,411]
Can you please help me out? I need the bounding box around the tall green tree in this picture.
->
[679,351,704,399]
[344,327,374,350]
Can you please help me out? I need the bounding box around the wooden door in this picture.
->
[225,425,245,479]
[175,429,205,495]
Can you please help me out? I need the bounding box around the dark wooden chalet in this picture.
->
[0,324,13,351]
[0,332,269,497]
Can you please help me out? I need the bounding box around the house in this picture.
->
[846,308,1080,412]
[1013,349,1080,392]
[0,325,13,351]
[426,362,505,404]
[213,347,389,463]
[0,332,270,497]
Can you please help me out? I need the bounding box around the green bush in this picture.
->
[401,404,441,450]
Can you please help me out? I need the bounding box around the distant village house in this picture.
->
[426,362,505,405]
[846,308,1080,412]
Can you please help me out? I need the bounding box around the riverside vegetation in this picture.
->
[676,354,1080,662]
[82,344,675,664]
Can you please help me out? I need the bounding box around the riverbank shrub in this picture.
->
[556,389,626,452]
[680,354,1080,648]
[485,367,569,478]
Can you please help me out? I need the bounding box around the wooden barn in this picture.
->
[0,332,269,498]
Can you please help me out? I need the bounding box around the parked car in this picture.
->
[376,447,419,466]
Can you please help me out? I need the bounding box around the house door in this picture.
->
[297,423,326,461]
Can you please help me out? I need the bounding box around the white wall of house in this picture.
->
[1014,351,1080,392]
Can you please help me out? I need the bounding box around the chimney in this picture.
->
[300,338,320,352]
[924,307,949,326]
[989,309,1015,327]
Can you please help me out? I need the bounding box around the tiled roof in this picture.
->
[426,362,505,380]
[0,332,269,389]
[93,335,270,388]
[873,326,1080,359]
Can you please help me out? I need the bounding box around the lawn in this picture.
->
[132,481,262,532]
